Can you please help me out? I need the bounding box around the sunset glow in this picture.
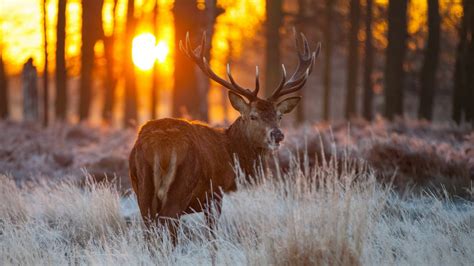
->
[131,33,170,70]
[132,33,156,71]
[0,0,464,123]
[155,40,169,63]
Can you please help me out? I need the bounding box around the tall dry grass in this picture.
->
[1,119,472,197]
[1,155,473,265]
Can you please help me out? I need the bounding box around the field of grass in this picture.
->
[0,119,473,265]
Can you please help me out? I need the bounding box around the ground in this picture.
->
[0,119,473,265]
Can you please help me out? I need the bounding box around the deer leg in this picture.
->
[157,216,180,246]
[204,191,223,239]
[157,193,194,245]
[134,161,157,226]
[203,192,222,264]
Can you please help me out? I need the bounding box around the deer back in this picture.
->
[129,118,236,218]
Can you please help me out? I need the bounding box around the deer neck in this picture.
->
[225,117,268,176]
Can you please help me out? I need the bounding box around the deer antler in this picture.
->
[268,30,321,101]
[179,32,259,101]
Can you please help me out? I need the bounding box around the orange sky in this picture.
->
[0,0,462,74]
[0,0,462,122]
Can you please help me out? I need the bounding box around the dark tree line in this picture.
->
[42,0,49,126]
[55,0,67,120]
[172,0,200,119]
[103,0,119,122]
[453,0,474,124]
[0,55,7,119]
[0,0,472,126]
[322,0,333,121]
[123,0,138,127]
[384,0,408,120]
[345,0,361,119]
[265,0,283,99]
[362,0,374,121]
[418,0,440,120]
[79,0,104,121]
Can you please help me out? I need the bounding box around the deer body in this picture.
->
[129,31,320,241]
[129,117,263,222]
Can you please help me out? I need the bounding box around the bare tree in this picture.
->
[79,0,104,121]
[0,55,8,119]
[322,0,333,121]
[123,0,138,126]
[362,0,374,121]
[418,0,440,120]
[466,0,474,123]
[42,0,49,126]
[264,0,283,98]
[150,0,159,120]
[198,0,222,122]
[295,0,307,124]
[103,0,118,122]
[55,0,67,120]
[453,0,469,123]
[345,0,361,119]
[172,0,200,119]
[384,0,408,119]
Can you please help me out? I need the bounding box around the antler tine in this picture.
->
[254,66,260,96]
[300,33,311,58]
[204,58,253,97]
[199,31,206,58]
[268,31,318,101]
[279,68,310,95]
[314,42,322,58]
[185,32,192,54]
[226,64,251,94]
[181,32,258,101]
[269,64,287,100]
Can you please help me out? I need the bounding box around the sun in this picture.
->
[155,40,169,63]
[132,33,170,71]
[132,33,156,70]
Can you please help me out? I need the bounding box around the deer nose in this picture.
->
[270,129,284,143]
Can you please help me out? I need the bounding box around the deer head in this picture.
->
[180,30,321,151]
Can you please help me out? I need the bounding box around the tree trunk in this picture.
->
[452,0,469,123]
[42,0,49,126]
[123,0,138,126]
[264,0,283,98]
[199,0,221,122]
[384,0,408,119]
[295,0,306,124]
[466,1,474,124]
[22,59,39,122]
[322,0,333,121]
[0,55,8,119]
[418,0,440,120]
[103,0,118,122]
[345,0,361,119]
[172,0,200,118]
[150,0,158,120]
[362,0,374,121]
[55,0,67,120]
[79,0,104,121]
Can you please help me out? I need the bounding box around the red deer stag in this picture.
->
[129,31,320,241]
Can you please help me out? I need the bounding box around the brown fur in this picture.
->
[130,31,317,242]
[129,96,300,242]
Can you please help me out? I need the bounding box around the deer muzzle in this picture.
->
[270,128,285,144]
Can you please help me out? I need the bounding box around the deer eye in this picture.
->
[278,115,283,120]
[250,115,258,121]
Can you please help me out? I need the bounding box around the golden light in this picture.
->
[155,40,169,63]
[132,33,170,70]
[132,33,156,71]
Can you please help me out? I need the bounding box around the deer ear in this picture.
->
[228,91,249,113]
[277,96,301,114]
